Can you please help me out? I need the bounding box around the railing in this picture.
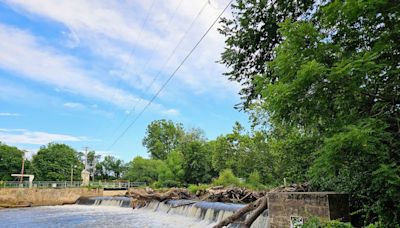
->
[0,181,146,189]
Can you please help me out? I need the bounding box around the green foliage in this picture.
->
[219,0,315,110]
[142,119,184,160]
[124,156,165,184]
[219,0,400,226]
[245,171,265,190]
[211,123,276,185]
[158,150,185,186]
[187,184,211,194]
[180,140,213,184]
[32,143,83,181]
[96,155,125,180]
[212,169,241,187]
[0,142,25,181]
[303,217,353,228]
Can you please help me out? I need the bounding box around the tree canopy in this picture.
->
[219,0,400,226]
[32,143,83,181]
[142,119,185,160]
[0,142,27,181]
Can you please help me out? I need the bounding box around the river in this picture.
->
[0,205,215,228]
[0,197,268,227]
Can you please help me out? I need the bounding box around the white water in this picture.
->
[0,197,268,228]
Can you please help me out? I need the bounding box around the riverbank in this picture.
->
[0,188,103,208]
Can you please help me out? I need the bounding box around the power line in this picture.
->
[109,0,188,138]
[95,0,156,141]
[107,0,234,150]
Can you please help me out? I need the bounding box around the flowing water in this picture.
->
[0,197,268,228]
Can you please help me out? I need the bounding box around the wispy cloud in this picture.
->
[4,0,239,100]
[63,102,85,109]
[0,112,20,116]
[0,128,87,145]
[0,23,176,115]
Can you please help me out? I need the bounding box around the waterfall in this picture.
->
[144,199,268,228]
[76,196,131,208]
[75,197,268,227]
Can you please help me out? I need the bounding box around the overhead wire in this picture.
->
[107,0,234,150]
[108,0,187,137]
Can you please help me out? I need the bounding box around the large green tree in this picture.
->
[142,119,185,160]
[124,156,165,184]
[96,155,125,180]
[32,143,83,181]
[220,0,399,225]
[219,0,314,109]
[0,143,26,181]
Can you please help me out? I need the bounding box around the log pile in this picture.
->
[199,186,266,204]
[126,187,191,208]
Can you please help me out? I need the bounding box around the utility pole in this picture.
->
[20,154,25,184]
[83,146,89,171]
[70,164,74,185]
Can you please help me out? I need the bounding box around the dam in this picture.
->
[0,196,268,227]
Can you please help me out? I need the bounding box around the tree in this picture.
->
[97,155,125,180]
[158,150,185,187]
[32,143,83,181]
[124,156,165,184]
[176,128,215,184]
[0,143,26,181]
[142,119,184,160]
[219,0,315,109]
[220,0,400,225]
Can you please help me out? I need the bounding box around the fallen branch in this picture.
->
[212,197,263,228]
[242,196,268,227]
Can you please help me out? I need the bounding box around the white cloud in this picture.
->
[63,102,85,109]
[4,0,239,100]
[0,23,177,115]
[0,128,87,145]
[0,112,20,116]
[162,108,180,116]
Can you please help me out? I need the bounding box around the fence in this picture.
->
[0,181,146,189]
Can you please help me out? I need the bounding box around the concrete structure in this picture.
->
[0,188,103,208]
[267,192,350,227]
[11,174,34,188]
[81,170,90,186]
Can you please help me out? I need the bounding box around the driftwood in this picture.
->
[201,187,265,203]
[212,197,265,228]
[126,188,191,207]
[242,196,268,227]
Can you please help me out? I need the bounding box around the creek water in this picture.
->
[0,197,268,228]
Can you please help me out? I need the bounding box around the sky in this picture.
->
[0,0,249,161]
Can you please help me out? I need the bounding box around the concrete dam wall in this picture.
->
[0,188,103,207]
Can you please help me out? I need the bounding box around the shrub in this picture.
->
[187,184,211,194]
[212,169,241,187]
[245,171,265,190]
[303,217,352,228]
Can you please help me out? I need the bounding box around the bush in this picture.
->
[245,171,265,190]
[212,169,242,187]
[187,184,211,194]
[303,217,352,228]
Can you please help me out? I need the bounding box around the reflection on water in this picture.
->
[0,205,215,228]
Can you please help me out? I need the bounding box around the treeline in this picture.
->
[0,119,278,188]
[124,120,276,188]
[0,142,125,181]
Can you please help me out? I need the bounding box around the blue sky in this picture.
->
[0,0,249,161]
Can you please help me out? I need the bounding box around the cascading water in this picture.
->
[76,196,132,208]
[144,199,269,228]
[74,196,268,227]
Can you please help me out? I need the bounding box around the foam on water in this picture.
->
[0,197,268,227]
[145,199,268,227]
